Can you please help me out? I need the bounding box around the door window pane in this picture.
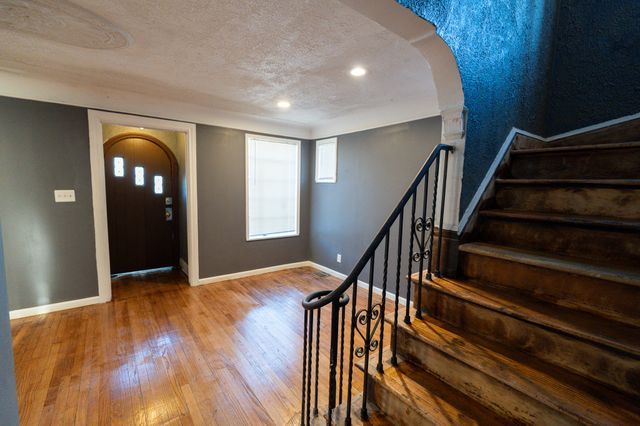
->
[134,167,144,186]
[246,135,300,240]
[154,176,163,194]
[114,157,124,177]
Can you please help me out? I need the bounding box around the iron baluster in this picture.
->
[415,171,430,319]
[360,253,375,420]
[405,191,417,324]
[301,310,308,425]
[377,232,390,373]
[391,209,403,366]
[345,278,359,426]
[306,310,314,426]
[339,302,346,405]
[314,308,321,417]
[427,153,441,280]
[436,150,450,277]
[327,300,340,422]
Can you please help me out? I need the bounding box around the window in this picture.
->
[246,134,300,241]
[315,137,337,183]
[134,166,144,186]
[114,157,124,177]
[154,176,163,194]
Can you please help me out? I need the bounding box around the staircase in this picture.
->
[361,126,640,424]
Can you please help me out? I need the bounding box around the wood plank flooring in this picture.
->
[11,267,389,425]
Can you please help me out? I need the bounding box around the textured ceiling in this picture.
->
[0,0,437,133]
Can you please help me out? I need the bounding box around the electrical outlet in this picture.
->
[336,253,342,263]
[54,190,76,203]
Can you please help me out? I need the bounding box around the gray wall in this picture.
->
[0,97,98,310]
[0,226,19,426]
[309,117,442,296]
[197,124,311,278]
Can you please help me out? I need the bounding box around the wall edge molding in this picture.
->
[196,261,312,286]
[306,262,409,307]
[9,295,106,320]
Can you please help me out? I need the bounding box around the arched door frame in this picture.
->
[88,110,199,303]
[339,0,466,232]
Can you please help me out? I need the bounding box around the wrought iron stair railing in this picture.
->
[300,143,454,425]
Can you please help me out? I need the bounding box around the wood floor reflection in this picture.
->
[11,267,386,425]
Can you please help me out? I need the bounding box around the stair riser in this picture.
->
[510,149,640,179]
[461,252,640,327]
[420,287,640,396]
[495,186,640,219]
[476,218,640,266]
[366,378,437,426]
[394,327,577,425]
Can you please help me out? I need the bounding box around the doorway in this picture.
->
[104,132,179,274]
[88,110,199,302]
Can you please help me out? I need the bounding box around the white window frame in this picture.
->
[245,134,301,241]
[315,137,338,183]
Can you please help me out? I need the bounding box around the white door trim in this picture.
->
[88,110,199,302]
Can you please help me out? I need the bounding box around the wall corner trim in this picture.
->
[9,295,106,320]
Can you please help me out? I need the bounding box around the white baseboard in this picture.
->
[179,258,189,275]
[9,295,106,320]
[307,262,410,307]
[196,261,312,286]
[10,260,409,319]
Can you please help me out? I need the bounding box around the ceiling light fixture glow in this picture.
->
[277,100,291,109]
[350,66,367,77]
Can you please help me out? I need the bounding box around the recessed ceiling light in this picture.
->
[277,100,291,109]
[350,66,367,77]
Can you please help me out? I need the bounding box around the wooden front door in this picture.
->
[104,133,179,274]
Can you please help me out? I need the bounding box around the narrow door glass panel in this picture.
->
[154,176,163,194]
[135,166,144,186]
[114,157,125,177]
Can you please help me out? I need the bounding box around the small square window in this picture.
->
[154,176,163,194]
[315,138,337,183]
[134,166,144,186]
[114,157,124,177]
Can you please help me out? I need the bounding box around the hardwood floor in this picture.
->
[11,267,386,425]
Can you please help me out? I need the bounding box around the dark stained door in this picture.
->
[104,133,179,274]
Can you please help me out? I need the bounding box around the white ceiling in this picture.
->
[0,0,439,138]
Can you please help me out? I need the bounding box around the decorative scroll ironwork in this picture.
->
[354,303,382,358]
[411,217,433,262]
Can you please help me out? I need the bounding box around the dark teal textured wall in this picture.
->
[397,0,558,214]
[546,0,640,135]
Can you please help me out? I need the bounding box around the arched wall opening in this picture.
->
[339,0,466,232]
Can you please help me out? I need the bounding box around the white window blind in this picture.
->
[246,135,300,240]
[315,137,337,183]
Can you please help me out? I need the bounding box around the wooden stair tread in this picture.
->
[479,209,640,231]
[496,178,640,187]
[396,317,640,425]
[459,242,640,287]
[512,141,640,155]
[415,273,640,356]
[358,351,508,425]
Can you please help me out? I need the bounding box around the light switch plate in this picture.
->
[54,190,76,203]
